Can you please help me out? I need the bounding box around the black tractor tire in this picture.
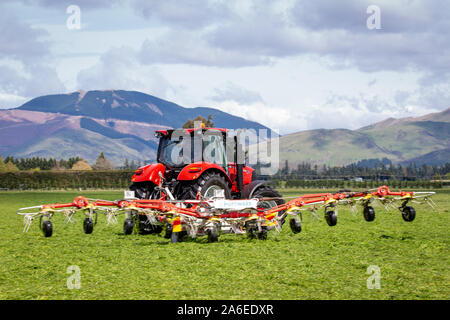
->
[402,206,416,222]
[123,218,135,235]
[207,228,219,243]
[130,183,165,234]
[42,220,53,237]
[363,206,376,222]
[325,210,337,226]
[177,171,231,200]
[83,218,94,234]
[289,218,302,234]
[129,182,155,200]
[252,185,286,225]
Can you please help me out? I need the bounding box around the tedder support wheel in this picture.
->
[325,210,337,226]
[170,231,187,243]
[42,220,53,237]
[402,206,416,222]
[123,218,135,235]
[164,223,173,239]
[207,228,219,243]
[246,227,256,239]
[138,215,163,235]
[289,218,302,233]
[171,231,181,243]
[257,227,268,240]
[363,206,376,222]
[83,218,94,234]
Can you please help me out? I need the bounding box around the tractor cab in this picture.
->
[156,128,228,173]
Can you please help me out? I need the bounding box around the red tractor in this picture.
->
[129,127,284,236]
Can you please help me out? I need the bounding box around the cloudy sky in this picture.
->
[0,0,449,134]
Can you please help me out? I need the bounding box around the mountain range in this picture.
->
[263,107,450,168]
[0,90,268,165]
[0,90,448,168]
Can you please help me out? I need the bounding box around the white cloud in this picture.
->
[210,82,264,104]
[0,7,65,107]
[76,46,172,99]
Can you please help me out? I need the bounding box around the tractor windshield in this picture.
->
[158,135,191,167]
[157,130,228,169]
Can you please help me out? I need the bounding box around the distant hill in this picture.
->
[400,148,450,166]
[0,90,270,165]
[252,107,450,168]
[18,90,269,130]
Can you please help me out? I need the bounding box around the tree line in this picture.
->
[270,178,445,189]
[0,153,145,172]
[0,170,133,190]
[266,158,450,181]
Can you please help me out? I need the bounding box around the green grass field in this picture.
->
[0,188,448,300]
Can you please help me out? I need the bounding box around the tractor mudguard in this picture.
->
[241,180,275,199]
[177,162,233,185]
[131,163,165,185]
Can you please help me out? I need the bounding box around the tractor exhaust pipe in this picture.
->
[234,135,244,196]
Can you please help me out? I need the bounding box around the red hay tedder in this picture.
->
[16,126,437,242]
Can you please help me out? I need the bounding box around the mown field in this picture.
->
[0,188,448,300]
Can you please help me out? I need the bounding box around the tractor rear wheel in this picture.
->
[252,186,286,225]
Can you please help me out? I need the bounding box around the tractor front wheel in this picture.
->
[177,171,231,200]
